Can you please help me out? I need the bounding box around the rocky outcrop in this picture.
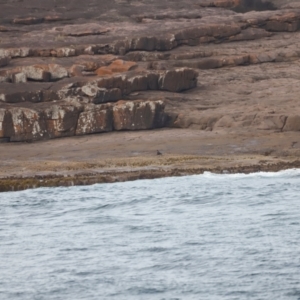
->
[1,0,300,143]
[0,99,167,142]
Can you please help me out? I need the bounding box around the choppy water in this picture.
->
[1,170,300,300]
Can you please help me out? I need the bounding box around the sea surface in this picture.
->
[1,170,300,300]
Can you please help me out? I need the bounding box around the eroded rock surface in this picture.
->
[1,0,300,142]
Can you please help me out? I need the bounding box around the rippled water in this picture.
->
[1,170,300,299]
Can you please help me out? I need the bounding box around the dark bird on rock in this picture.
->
[157,150,162,156]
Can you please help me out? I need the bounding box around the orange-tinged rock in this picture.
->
[95,68,113,76]
[95,59,137,76]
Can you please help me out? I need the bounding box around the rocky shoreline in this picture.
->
[1,0,300,191]
[2,157,300,192]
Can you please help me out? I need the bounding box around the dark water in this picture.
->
[1,170,300,300]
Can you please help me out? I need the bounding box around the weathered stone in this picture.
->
[93,88,122,104]
[158,68,198,92]
[113,100,165,130]
[44,104,82,138]
[81,83,122,103]
[0,48,31,59]
[69,64,85,77]
[76,104,113,135]
[12,73,27,83]
[124,74,149,94]
[56,48,76,58]
[0,91,43,103]
[0,72,10,83]
[48,64,69,80]
[22,66,51,82]
[9,107,47,142]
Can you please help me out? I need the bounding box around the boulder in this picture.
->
[76,104,113,135]
[56,48,76,58]
[9,107,47,142]
[48,64,69,80]
[0,48,31,58]
[81,83,122,103]
[113,100,165,130]
[44,104,83,138]
[21,66,51,82]
[0,90,43,103]
[158,68,198,92]
[12,72,27,83]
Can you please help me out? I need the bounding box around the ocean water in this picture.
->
[1,170,300,300]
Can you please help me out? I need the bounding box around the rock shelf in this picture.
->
[1,0,300,190]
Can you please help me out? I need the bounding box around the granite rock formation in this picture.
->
[0,0,300,142]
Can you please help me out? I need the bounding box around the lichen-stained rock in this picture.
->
[0,48,31,59]
[0,90,43,103]
[124,74,150,94]
[56,48,76,58]
[76,104,113,135]
[9,107,47,142]
[158,68,198,92]
[81,82,122,103]
[47,64,69,80]
[21,66,51,82]
[12,72,27,83]
[44,104,83,138]
[113,100,165,130]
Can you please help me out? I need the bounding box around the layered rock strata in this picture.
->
[1,0,300,143]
